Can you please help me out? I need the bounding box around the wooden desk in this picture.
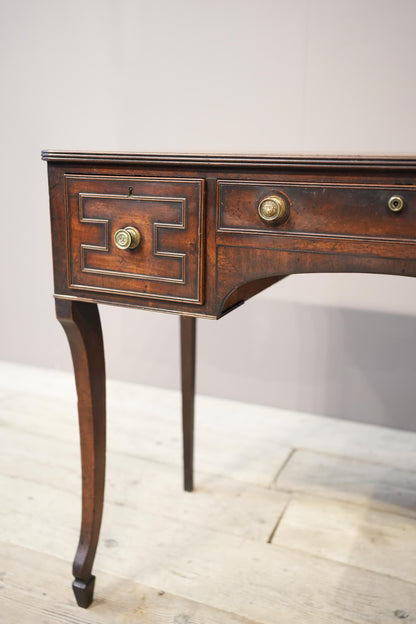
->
[43,151,416,608]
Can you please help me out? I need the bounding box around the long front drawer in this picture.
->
[217,180,416,241]
[65,175,205,304]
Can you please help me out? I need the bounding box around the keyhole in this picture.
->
[128,186,133,197]
[388,195,404,212]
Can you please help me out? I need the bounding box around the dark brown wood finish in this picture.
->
[180,316,196,492]
[44,151,416,319]
[55,299,106,608]
[44,151,416,607]
[218,180,416,239]
[66,175,205,305]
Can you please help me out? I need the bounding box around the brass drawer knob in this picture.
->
[258,195,288,222]
[388,196,404,212]
[114,226,141,250]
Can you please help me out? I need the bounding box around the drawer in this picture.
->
[217,180,416,241]
[65,175,205,304]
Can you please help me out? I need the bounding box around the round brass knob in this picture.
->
[388,196,404,213]
[114,226,141,250]
[258,195,288,222]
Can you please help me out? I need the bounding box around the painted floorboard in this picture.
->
[272,494,416,584]
[274,449,416,517]
[1,542,257,624]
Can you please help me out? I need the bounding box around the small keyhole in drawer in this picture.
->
[128,186,133,197]
[388,195,404,212]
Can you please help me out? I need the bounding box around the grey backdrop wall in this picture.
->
[1,0,416,429]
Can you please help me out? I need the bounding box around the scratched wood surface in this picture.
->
[0,361,415,623]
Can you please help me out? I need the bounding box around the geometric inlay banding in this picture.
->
[65,175,205,304]
[79,193,187,283]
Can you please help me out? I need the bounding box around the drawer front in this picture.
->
[66,175,205,304]
[217,180,416,241]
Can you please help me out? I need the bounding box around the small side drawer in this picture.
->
[65,175,205,304]
[217,180,416,241]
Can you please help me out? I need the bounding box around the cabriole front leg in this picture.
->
[55,299,106,608]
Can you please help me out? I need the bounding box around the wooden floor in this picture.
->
[1,361,415,623]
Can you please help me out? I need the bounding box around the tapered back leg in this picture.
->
[180,315,196,492]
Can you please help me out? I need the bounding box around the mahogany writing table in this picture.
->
[43,151,416,607]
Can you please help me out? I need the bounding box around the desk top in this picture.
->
[42,151,416,170]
